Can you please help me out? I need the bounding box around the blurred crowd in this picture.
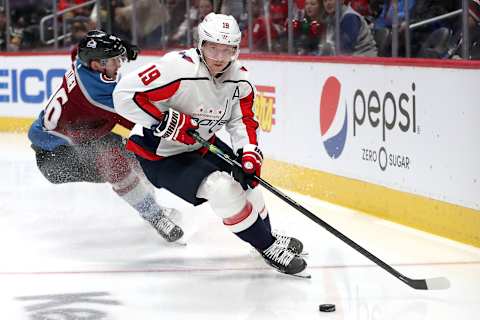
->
[1,0,479,59]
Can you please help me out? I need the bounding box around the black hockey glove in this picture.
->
[231,144,263,190]
[152,108,199,145]
[122,40,140,61]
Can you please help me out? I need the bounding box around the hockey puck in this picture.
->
[319,304,335,312]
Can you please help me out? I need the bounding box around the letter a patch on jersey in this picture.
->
[232,86,240,100]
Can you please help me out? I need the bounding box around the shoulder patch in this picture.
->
[179,51,194,64]
[240,66,248,72]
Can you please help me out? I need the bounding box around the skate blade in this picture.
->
[270,266,311,279]
[164,234,187,246]
[289,270,311,279]
[296,251,309,257]
[278,269,311,279]
[173,239,187,246]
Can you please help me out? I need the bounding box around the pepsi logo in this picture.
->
[319,76,348,159]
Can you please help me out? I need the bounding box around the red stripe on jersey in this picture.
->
[133,80,181,121]
[223,201,253,226]
[126,139,164,161]
[239,90,258,145]
[133,93,164,120]
[145,80,181,101]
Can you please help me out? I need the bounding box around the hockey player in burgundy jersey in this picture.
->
[28,30,184,243]
[113,13,307,276]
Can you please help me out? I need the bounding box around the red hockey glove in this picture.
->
[232,144,263,190]
[153,108,199,145]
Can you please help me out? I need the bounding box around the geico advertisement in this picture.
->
[243,60,480,210]
[0,55,157,117]
[0,56,70,116]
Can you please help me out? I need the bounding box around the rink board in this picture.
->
[0,52,479,247]
[261,159,480,248]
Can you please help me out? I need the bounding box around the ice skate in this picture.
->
[272,231,305,256]
[261,239,309,278]
[148,210,184,243]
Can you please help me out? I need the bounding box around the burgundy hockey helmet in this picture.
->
[77,30,126,66]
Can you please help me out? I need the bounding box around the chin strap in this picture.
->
[215,62,232,78]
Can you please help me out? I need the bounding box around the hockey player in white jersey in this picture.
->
[113,13,307,275]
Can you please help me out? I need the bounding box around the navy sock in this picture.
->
[262,215,271,233]
[235,216,274,251]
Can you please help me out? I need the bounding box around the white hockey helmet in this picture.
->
[197,12,241,61]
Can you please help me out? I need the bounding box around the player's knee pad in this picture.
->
[197,171,245,217]
[197,171,259,232]
[246,187,268,220]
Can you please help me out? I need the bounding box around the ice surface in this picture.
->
[0,133,479,320]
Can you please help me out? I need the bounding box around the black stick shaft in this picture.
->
[189,131,427,289]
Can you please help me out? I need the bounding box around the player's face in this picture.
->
[102,56,125,80]
[91,55,125,80]
[202,41,237,75]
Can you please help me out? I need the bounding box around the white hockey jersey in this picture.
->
[113,48,258,159]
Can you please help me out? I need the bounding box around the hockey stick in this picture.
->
[188,130,450,290]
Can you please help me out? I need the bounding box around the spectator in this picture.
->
[448,0,480,59]
[408,0,457,56]
[8,28,24,52]
[58,0,89,11]
[322,0,377,56]
[239,0,262,50]
[293,0,326,55]
[248,0,289,52]
[346,0,372,17]
[171,0,214,46]
[96,0,130,42]
[0,7,6,51]
[220,0,245,23]
[115,0,170,48]
[410,0,453,26]
[68,15,90,47]
[58,0,92,20]
[160,0,188,47]
[374,0,415,30]
[9,0,50,50]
